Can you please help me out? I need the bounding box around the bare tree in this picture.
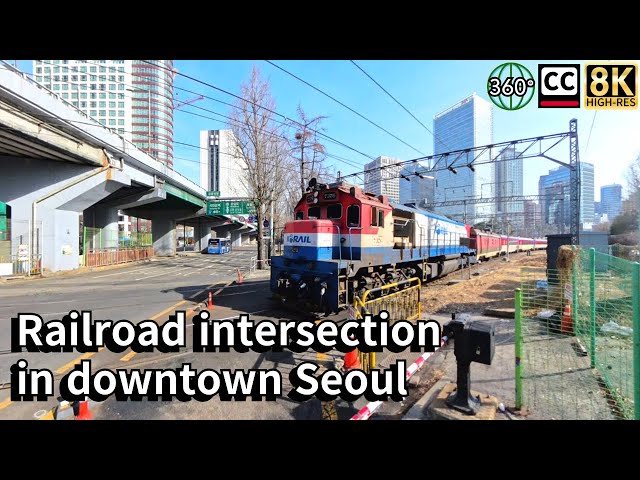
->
[289,105,329,195]
[229,66,292,269]
[625,153,640,209]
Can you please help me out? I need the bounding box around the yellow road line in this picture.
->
[0,398,12,410]
[149,300,187,320]
[120,351,137,362]
[54,347,104,375]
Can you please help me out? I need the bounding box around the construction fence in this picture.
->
[516,247,639,420]
[352,278,422,373]
[83,227,153,268]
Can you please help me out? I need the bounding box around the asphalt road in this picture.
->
[0,249,259,418]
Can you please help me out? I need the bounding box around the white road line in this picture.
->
[0,299,75,307]
[134,266,182,281]
[214,289,259,297]
[93,265,152,278]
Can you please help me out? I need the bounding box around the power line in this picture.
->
[349,60,451,152]
[9,62,367,173]
[140,60,375,161]
[264,60,426,156]
[585,110,597,157]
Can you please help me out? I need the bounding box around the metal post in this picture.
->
[589,247,596,369]
[632,261,640,420]
[515,288,523,410]
[572,247,579,335]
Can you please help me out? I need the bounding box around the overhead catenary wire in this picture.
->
[264,60,427,156]
[349,60,452,152]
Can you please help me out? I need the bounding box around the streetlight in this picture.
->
[126,87,152,156]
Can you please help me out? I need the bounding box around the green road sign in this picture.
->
[206,191,221,197]
[207,200,256,216]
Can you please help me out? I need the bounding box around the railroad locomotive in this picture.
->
[270,179,546,315]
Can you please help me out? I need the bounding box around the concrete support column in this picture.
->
[152,216,176,257]
[84,205,120,249]
[196,223,213,253]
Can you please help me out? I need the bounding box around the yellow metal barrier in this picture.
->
[352,277,422,372]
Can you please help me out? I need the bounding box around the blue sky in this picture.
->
[14,59,640,200]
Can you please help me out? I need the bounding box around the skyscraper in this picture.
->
[199,130,248,197]
[600,184,622,221]
[538,162,595,230]
[32,60,175,166]
[364,156,401,203]
[399,165,435,206]
[495,145,524,232]
[433,93,494,223]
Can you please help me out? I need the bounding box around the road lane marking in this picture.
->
[185,309,271,327]
[118,299,188,363]
[214,289,259,297]
[120,351,137,362]
[54,347,105,375]
[93,265,153,277]
[0,299,75,308]
[134,267,181,281]
[0,398,12,410]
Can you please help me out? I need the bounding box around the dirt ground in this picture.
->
[424,251,546,315]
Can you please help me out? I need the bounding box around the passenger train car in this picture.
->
[270,179,545,314]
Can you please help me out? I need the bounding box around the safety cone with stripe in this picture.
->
[561,299,573,335]
[73,400,93,420]
[343,347,361,371]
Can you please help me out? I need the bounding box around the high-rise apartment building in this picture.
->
[433,93,494,223]
[32,60,174,166]
[364,156,401,203]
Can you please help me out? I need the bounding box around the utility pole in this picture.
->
[296,131,305,196]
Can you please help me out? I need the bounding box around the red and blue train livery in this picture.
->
[270,178,545,315]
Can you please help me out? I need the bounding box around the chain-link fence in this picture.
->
[516,247,639,420]
[83,227,153,267]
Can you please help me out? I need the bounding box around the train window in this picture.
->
[371,206,378,226]
[347,205,360,227]
[378,210,384,228]
[295,211,303,220]
[327,204,342,219]
[308,206,321,219]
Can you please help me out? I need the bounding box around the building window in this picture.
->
[62,84,68,90]
[90,66,96,73]
[109,101,115,108]
[99,119,106,125]
[80,92,87,99]
[80,75,87,81]
[44,76,50,82]
[71,75,78,81]
[90,101,97,108]
[90,110,97,117]
[99,84,106,91]
[90,84,96,90]
[53,66,59,73]
[118,128,124,134]
[118,102,124,108]
[118,110,124,117]
[36,76,42,82]
[90,75,96,81]
[99,110,106,116]
[109,75,115,82]
[109,84,116,91]
[118,84,124,90]
[99,66,106,73]
[99,93,106,99]
[109,119,116,126]
[80,101,87,108]
[61,93,68,99]
[71,92,78,99]
[99,101,106,108]
[44,67,50,73]
[90,93,96,99]
[80,66,87,73]
[72,101,78,107]
[109,110,116,117]
[118,67,124,72]
[36,67,42,74]
[109,93,116,99]
[118,93,124,100]
[53,84,60,91]
[118,75,124,82]
[80,84,86,90]
[99,75,106,81]
[62,75,68,82]
[53,75,60,81]
[118,119,124,126]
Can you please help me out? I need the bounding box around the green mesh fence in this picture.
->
[516,247,639,420]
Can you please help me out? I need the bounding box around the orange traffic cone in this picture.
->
[561,299,573,335]
[208,292,214,310]
[74,400,93,420]
[343,347,361,370]
[237,268,243,285]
